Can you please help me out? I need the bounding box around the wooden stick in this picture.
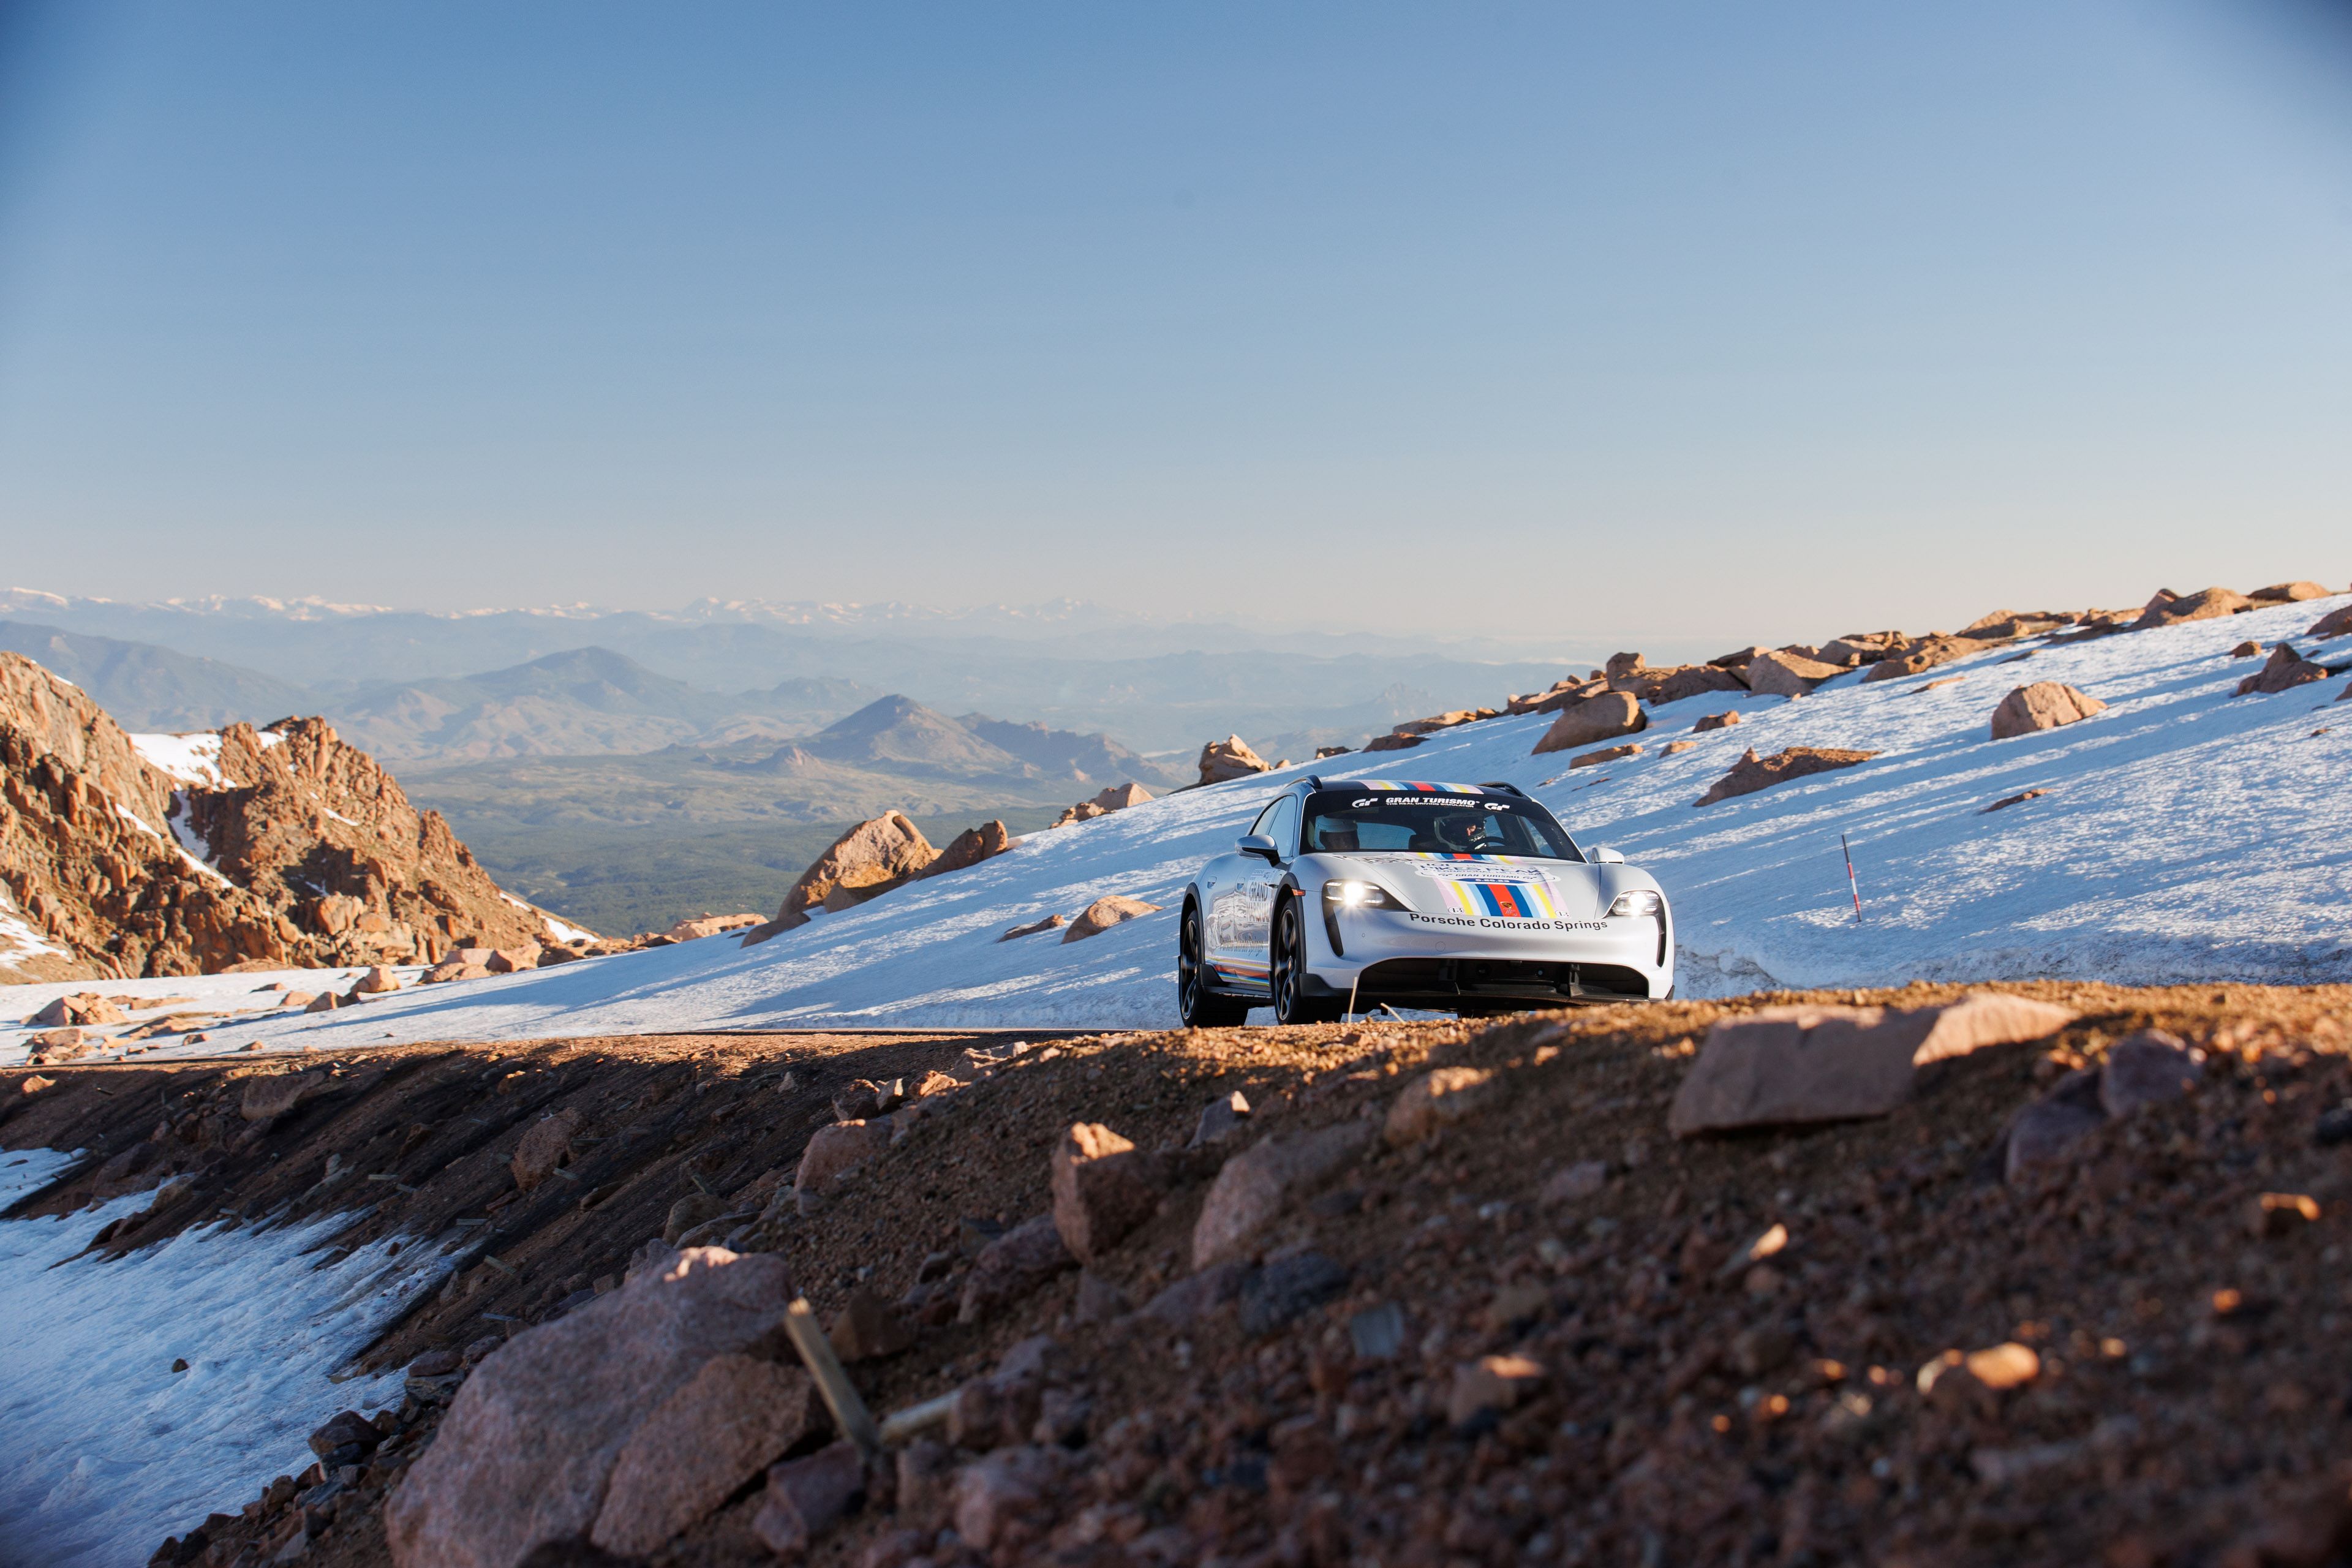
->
[781,1297,883,1460]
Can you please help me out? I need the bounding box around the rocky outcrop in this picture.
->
[748,812,938,939]
[1694,746,1879,807]
[1530,693,1646,756]
[1060,895,1161,943]
[383,1247,800,1568]
[1608,665,1748,705]
[1196,736,1272,785]
[1048,783,1154,829]
[1861,635,1997,684]
[1741,649,1845,698]
[1989,682,2108,739]
[0,653,575,984]
[2234,646,2331,698]
[914,819,1019,879]
[2130,586,2252,630]
[2251,581,2331,603]
[2308,603,2352,641]
[1668,994,2078,1135]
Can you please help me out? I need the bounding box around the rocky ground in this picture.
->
[7,984,2352,1568]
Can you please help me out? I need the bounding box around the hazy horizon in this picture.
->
[3,2,2348,650]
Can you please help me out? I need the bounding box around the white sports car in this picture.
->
[1175,775,1674,1026]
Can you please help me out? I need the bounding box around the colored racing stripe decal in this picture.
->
[1213,959,1272,992]
[1351,780,1485,794]
[1436,879,1561,919]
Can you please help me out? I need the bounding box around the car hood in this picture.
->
[1308,852,1637,921]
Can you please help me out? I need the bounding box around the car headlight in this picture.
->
[1607,890,1664,919]
[1324,880,1408,911]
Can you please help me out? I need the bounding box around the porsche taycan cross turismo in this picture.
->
[1175,777,1675,1027]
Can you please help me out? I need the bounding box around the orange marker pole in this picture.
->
[1841,833,1862,924]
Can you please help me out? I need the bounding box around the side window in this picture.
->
[1248,799,1285,839]
[1264,796,1300,859]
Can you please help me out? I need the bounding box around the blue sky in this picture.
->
[0,2,2346,649]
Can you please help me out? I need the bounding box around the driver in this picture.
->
[1431,811,1499,854]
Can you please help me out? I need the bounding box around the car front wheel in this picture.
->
[1178,902,1251,1028]
[1271,895,1343,1026]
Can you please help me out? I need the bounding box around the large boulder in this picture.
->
[1693,747,1879,807]
[794,1120,892,1208]
[383,1248,796,1568]
[1989,682,2108,739]
[1741,649,1846,698]
[2236,645,2331,697]
[1609,664,1748,704]
[1050,1123,1164,1263]
[1530,692,1646,756]
[1668,993,2078,1136]
[2252,581,2331,603]
[590,1354,819,1556]
[1197,736,1272,785]
[1060,896,1161,943]
[511,1109,580,1191]
[1861,635,1996,684]
[758,813,938,936]
[1506,678,1605,716]
[913,820,1017,879]
[2131,586,2252,630]
[2307,603,2352,640]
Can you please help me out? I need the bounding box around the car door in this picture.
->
[1207,793,1295,993]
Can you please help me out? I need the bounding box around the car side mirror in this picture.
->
[1237,834,1281,864]
[1589,845,1625,864]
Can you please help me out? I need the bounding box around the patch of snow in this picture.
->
[119,801,232,889]
[0,1188,456,1567]
[255,729,286,750]
[129,734,225,789]
[0,1148,79,1212]
[0,597,2346,1053]
[320,806,358,827]
[541,913,594,944]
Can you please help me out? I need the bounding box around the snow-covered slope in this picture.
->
[3,596,2346,1055]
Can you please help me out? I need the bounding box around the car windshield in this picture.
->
[1300,789,1583,861]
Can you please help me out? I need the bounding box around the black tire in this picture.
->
[1272,896,1344,1026]
[1178,901,1251,1028]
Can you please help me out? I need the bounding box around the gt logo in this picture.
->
[1352,799,1373,807]
[1484,802,1506,810]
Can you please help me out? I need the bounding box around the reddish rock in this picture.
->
[1384,1066,1501,1145]
[663,1194,727,1245]
[2133,586,2252,629]
[1605,652,1646,679]
[1540,1160,1610,1202]
[952,1446,1066,1552]
[1568,742,1642,770]
[353,965,402,994]
[239,1069,329,1123]
[1142,1261,1251,1327]
[511,1109,579,1191]
[795,1121,892,1209]
[1050,1122,1164,1263]
[484,948,541,974]
[2307,603,2352,639]
[959,1215,1076,1324]
[590,1354,818,1556]
[1989,681,2108,739]
[1197,735,1272,785]
[1662,740,1697,756]
[384,1248,796,1568]
[1743,649,1846,698]
[1670,993,2077,1135]
[1190,1090,1251,1147]
[1060,895,1161,943]
[1361,731,1424,753]
[751,1441,865,1559]
[2252,581,2331,603]
[1692,710,1741,733]
[760,813,940,935]
[27,992,126,1027]
[913,820,1018,879]
[2236,645,2331,696]
[2232,641,2263,658]
[828,1287,916,1361]
[1860,635,1997,684]
[2099,1028,2203,1117]
[2006,1089,2107,1180]
[1693,747,1879,807]
[998,914,1068,941]
[1531,693,1647,757]
[1193,1120,1375,1267]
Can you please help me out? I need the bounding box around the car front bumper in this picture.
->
[1305,905,1673,1006]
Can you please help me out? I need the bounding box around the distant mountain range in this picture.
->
[0,590,1585,756]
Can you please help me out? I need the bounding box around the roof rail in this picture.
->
[1303,775,1323,792]
[1477,780,1528,797]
